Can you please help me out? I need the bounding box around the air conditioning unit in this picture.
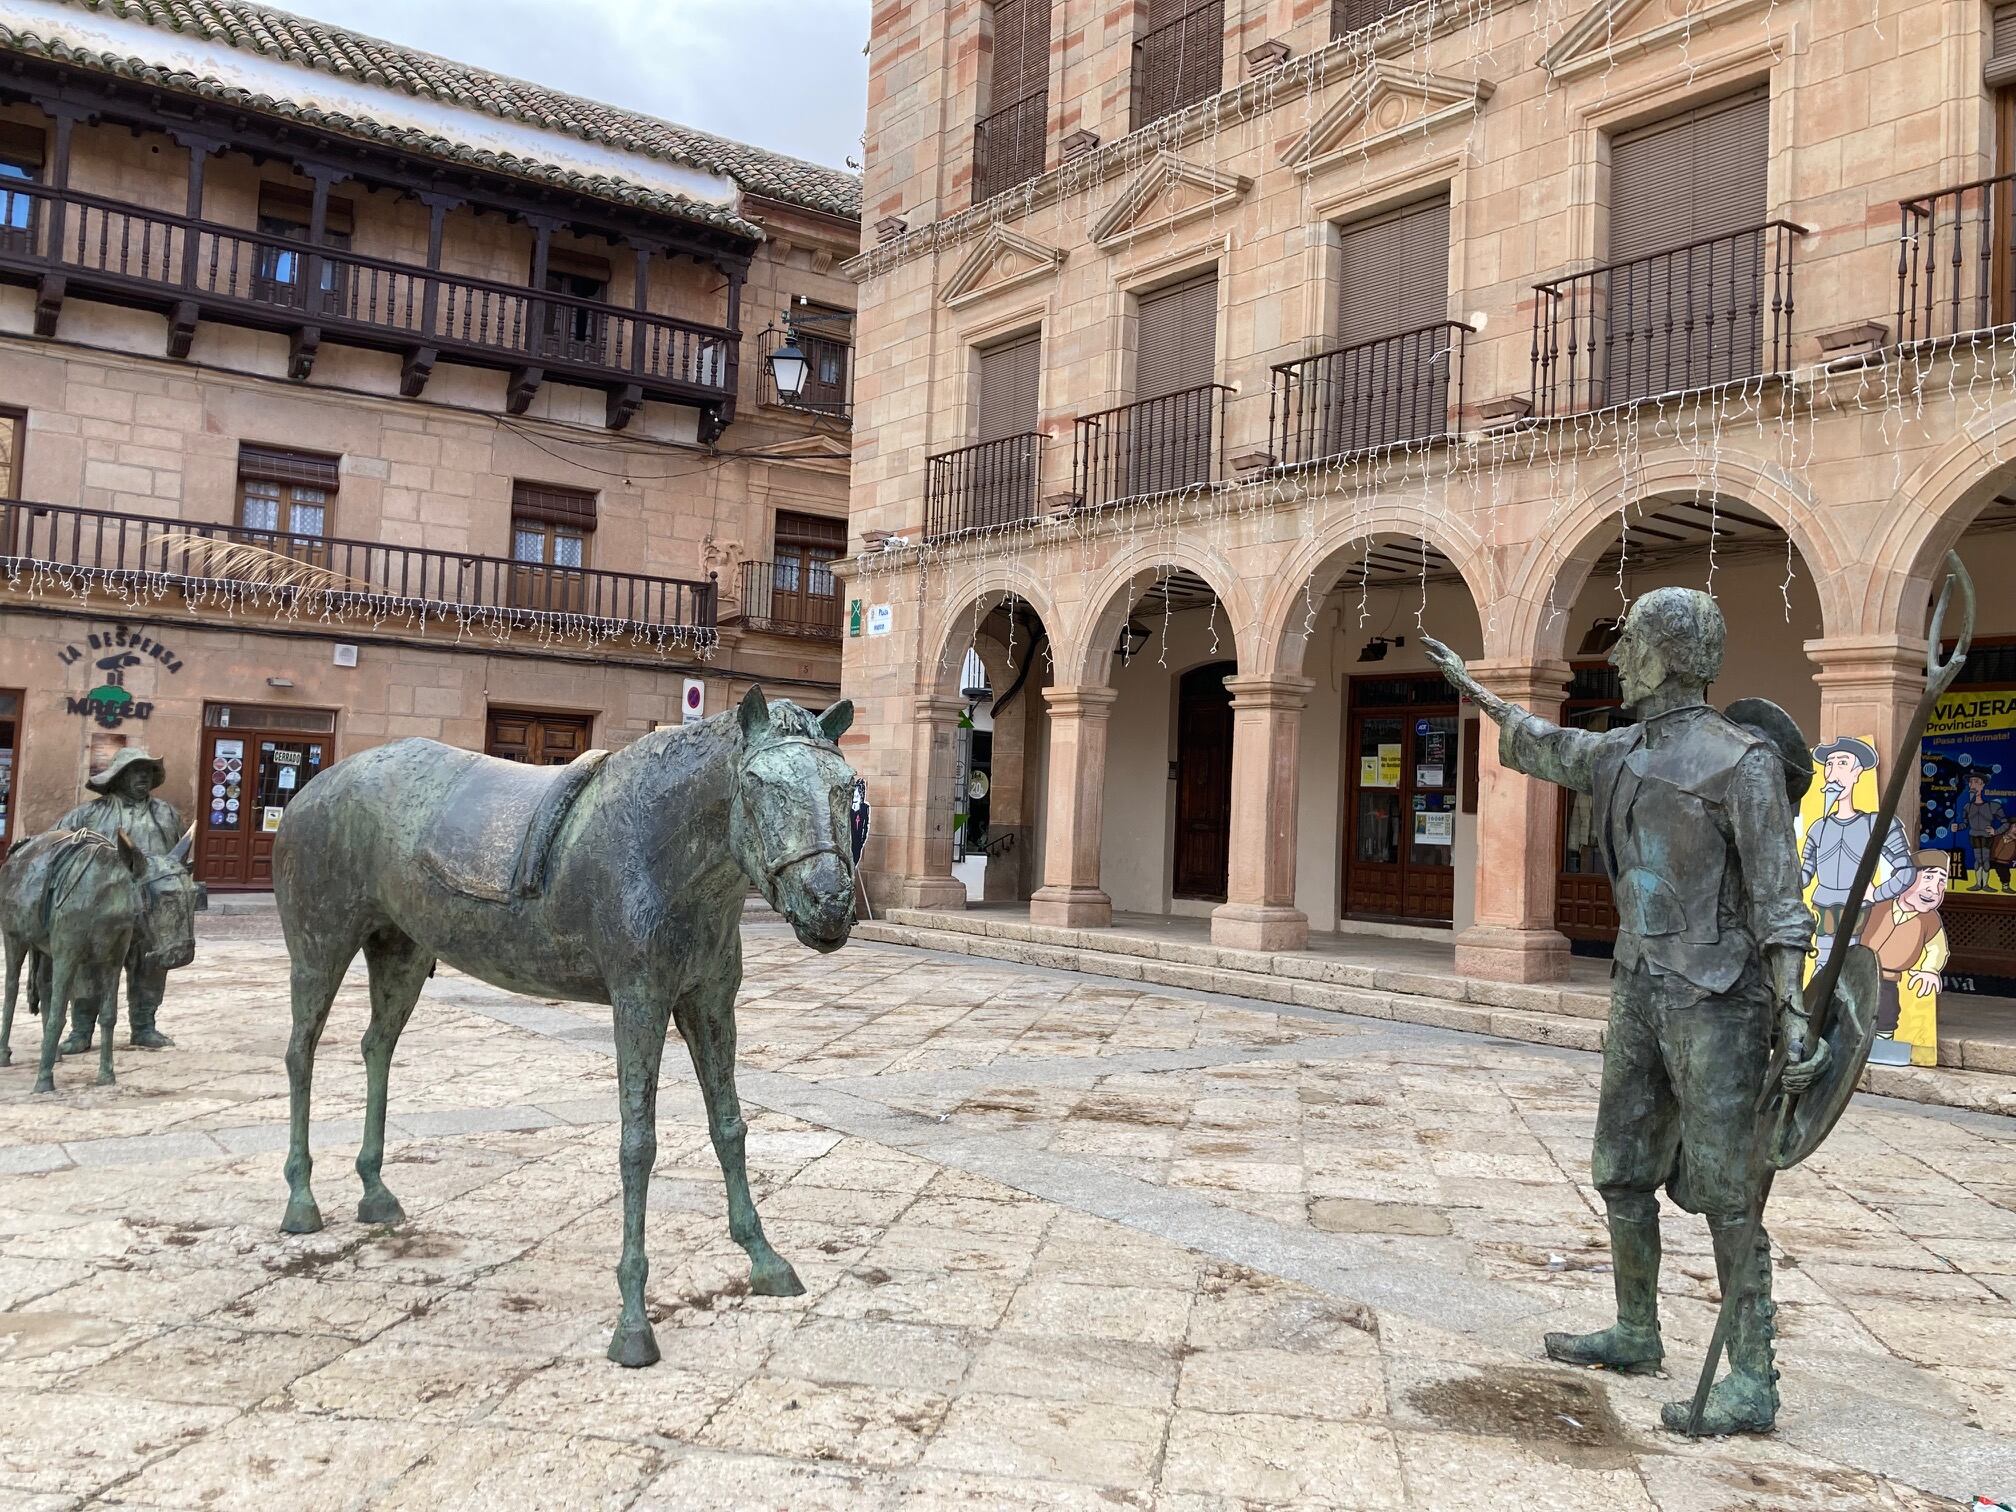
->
[332,643,359,668]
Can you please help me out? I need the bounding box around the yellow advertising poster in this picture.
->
[1360,744,1404,789]
[1796,735,1945,1068]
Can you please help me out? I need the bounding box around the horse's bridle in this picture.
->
[739,736,853,887]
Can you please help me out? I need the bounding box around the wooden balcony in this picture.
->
[736,558,841,639]
[0,498,717,640]
[0,181,739,431]
[1528,220,1805,420]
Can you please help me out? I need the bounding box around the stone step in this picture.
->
[855,915,2016,1120]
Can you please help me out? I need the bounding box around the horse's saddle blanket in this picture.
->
[415,748,610,903]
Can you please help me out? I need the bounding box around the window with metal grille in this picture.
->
[975,0,1051,202]
[771,509,845,602]
[1132,0,1224,129]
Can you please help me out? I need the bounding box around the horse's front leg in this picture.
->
[33,955,71,1094]
[94,958,119,1087]
[608,989,673,1367]
[675,972,802,1298]
[0,932,23,1067]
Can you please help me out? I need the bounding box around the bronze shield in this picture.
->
[1772,942,1881,1171]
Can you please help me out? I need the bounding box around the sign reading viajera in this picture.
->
[55,628,185,730]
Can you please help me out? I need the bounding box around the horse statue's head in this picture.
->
[135,829,202,971]
[729,687,859,953]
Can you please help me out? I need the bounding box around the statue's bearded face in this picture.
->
[114,768,153,803]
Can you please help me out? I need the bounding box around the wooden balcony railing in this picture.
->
[973,91,1049,204]
[1529,220,1804,419]
[1898,170,2016,346]
[0,499,716,637]
[926,432,1045,542]
[1073,383,1230,510]
[1132,0,1224,129]
[1271,321,1470,467]
[0,181,737,410]
[737,558,841,639]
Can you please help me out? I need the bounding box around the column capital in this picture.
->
[913,693,965,722]
[1223,672,1316,711]
[1043,684,1121,719]
[1464,657,1573,706]
[1804,634,1928,686]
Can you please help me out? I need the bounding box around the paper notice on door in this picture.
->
[1378,744,1403,788]
[1359,755,1381,787]
[1416,765,1444,788]
[1414,811,1454,846]
[277,765,297,791]
[261,806,284,833]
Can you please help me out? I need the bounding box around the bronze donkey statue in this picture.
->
[271,687,858,1366]
[1,829,152,1093]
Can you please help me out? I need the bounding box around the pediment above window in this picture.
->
[1090,152,1252,252]
[1280,62,1494,176]
[1541,0,1774,81]
[942,225,1069,308]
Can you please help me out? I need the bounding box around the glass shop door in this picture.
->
[1344,691,1457,925]
[195,703,334,889]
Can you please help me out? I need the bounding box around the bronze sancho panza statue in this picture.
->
[1423,559,1974,1436]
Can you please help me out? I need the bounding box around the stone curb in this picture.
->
[858,917,2016,1119]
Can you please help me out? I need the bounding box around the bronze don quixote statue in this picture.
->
[271,687,859,1367]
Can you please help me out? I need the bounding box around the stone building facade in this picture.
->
[0,0,859,886]
[840,0,2016,992]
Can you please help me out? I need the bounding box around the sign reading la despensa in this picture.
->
[56,626,185,730]
[1920,688,2016,899]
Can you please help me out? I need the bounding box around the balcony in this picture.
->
[973,91,1049,204]
[1270,322,1471,468]
[925,432,1045,542]
[1073,383,1230,510]
[1898,171,2016,346]
[736,558,841,639]
[757,324,853,422]
[1529,220,1804,420]
[1132,1,1224,130]
[0,499,717,639]
[0,182,739,429]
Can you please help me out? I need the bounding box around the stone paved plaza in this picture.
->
[2,912,2013,1511]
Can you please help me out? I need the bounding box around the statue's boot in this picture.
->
[56,999,94,1056]
[128,1005,173,1050]
[1545,1209,1663,1374]
[1662,1219,1779,1436]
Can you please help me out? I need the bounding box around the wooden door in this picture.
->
[1344,694,1456,924]
[487,709,593,765]
[1555,690,1629,945]
[1172,661,1234,900]
[195,726,331,888]
[0,687,19,854]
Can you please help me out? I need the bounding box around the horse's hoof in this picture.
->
[357,1190,406,1226]
[749,1257,805,1298]
[95,1070,115,1088]
[0,1048,12,1067]
[280,1195,325,1235]
[32,1076,54,1095]
[607,1319,660,1369]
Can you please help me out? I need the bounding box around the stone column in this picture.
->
[897,693,969,910]
[1807,634,1927,818]
[1453,659,1574,983]
[1029,684,1118,928]
[1212,673,1315,951]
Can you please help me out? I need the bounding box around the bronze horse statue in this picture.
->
[1,829,158,1092]
[272,687,858,1366]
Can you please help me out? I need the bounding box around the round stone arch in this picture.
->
[1500,445,1853,663]
[1868,405,2016,639]
[921,562,1065,697]
[1058,538,1258,687]
[1257,500,1497,676]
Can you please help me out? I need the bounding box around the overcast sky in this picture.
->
[278,0,871,171]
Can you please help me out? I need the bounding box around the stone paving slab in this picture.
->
[0,913,2009,1509]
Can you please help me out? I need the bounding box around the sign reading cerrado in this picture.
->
[55,627,185,730]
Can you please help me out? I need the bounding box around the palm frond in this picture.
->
[146,531,373,596]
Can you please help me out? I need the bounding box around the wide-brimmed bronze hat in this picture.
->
[86,748,167,794]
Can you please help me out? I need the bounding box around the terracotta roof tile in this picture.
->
[12,0,861,228]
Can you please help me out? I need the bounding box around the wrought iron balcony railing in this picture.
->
[1897,171,2016,346]
[757,324,853,421]
[0,181,738,411]
[1132,1,1224,129]
[0,499,716,637]
[1529,220,1804,419]
[1073,383,1230,510]
[1270,321,1470,468]
[973,91,1050,204]
[736,558,841,639]
[925,431,1045,542]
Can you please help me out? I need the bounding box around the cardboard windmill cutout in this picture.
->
[1797,738,1943,1067]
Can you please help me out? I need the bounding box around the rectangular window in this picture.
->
[0,121,44,242]
[510,481,597,615]
[1132,0,1223,130]
[1128,272,1218,497]
[253,183,354,307]
[540,247,613,360]
[1321,196,1453,456]
[238,445,338,542]
[1332,0,1415,39]
[974,0,1051,203]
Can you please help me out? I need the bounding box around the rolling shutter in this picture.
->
[989,0,1050,104]
[1335,196,1449,348]
[238,444,340,491]
[1997,2,2016,59]
[976,334,1041,441]
[1609,87,1769,264]
[1134,0,1223,126]
[1135,272,1217,399]
[511,480,598,529]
